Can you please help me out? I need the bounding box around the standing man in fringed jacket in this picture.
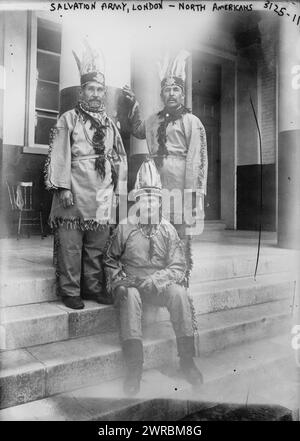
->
[45,42,127,310]
[123,50,208,277]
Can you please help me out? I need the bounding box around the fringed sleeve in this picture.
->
[150,224,187,295]
[184,114,208,195]
[128,101,146,139]
[44,114,72,191]
[103,226,128,295]
[110,120,128,195]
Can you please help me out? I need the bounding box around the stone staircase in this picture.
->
[0,234,299,420]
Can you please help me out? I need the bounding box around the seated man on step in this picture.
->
[103,159,203,396]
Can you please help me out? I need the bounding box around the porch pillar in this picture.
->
[0,14,6,237]
[58,22,80,115]
[128,47,161,189]
[130,48,161,155]
[277,16,300,249]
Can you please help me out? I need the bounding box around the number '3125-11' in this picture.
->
[264,1,286,16]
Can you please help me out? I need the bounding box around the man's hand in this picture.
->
[122,85,136,105]
[58,189,74,209]
[192,192,204,213]
[137,277,156,296]
[189,192,205,221]
[113,285,128,305]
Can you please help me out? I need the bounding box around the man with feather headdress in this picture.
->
[123,50,208,281]
[45,42,127,310]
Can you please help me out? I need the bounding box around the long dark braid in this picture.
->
[156,105,191,168]
[75,103,107,179]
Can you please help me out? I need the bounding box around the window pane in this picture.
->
[37,51,60,83]
[37,19,61,54]
[36,81,59,111]
[35,113,57,145]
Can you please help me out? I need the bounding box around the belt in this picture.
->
[148,152,187,159]
[72,154,113,163]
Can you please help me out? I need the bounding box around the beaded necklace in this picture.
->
[138,221,162,261]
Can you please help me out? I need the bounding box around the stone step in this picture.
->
[0,273,296,350]
[0,271,57,308]
[190,251,298,284]
[0,299,294,409]
[0,334,297,420]
[150,272,296,323]
[1,245,298,308]
[203,221,226,231]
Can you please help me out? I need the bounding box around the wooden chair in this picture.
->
[6,181,44,239]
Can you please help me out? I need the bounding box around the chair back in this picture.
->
[17,182,34,211]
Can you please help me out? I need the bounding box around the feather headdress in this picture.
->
[158,50,190,91]
[72,39,105,86]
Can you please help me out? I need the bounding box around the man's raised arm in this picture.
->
[122,85,146,139]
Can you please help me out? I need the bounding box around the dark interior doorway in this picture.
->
[192,54,221,220]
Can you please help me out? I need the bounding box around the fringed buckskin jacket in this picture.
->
[45,107,127,231]
[103,217,188,296]
[129,103,208,221]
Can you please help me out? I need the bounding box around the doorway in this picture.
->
[192,54,221,220]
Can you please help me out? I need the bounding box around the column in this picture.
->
[130,47,161,155]
[128,46,161,190]
[59,22,83,115]
[0,13,6,237]
[278,14,300,249]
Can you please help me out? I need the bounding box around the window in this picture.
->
[25,14,62,153]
